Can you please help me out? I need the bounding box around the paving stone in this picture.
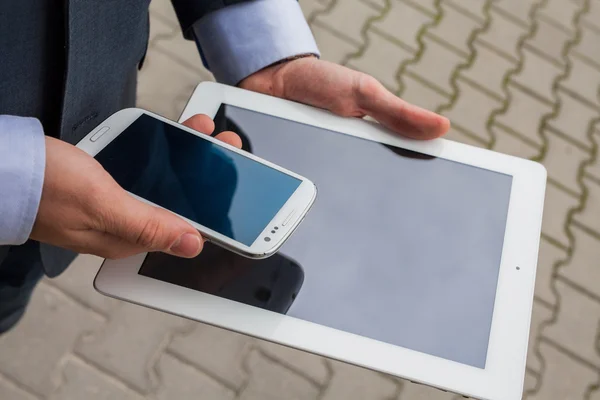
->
[447,0,486,22]
[589,167,600,185]
[398,379,456,399]
[462,42,515,98]
[322,361,398,400]
[587,129,600,180]
[0,375,38,400]
[404,0,437,16]
[167,323,253,390]
[149,0,179,26]
[492,125,541,158]
[477,9,528,61]
[526,302,553,372]
[148,5,179,43]
[49,255,119,315]
[428,1,482,54]
[300,0,330,19]
[137,47,206,120]
[49,356,144,400]
[561,55,600,108]
[559,224,600,299]
[258,341,329,386]
[493,0,537,25]
[360,0,386,11]
[315,0,380,44]
[542,128,590,194]
[442,78,502,142]
[495,84,553,147]
[0,283,103,396]
[573,177,600,234]
[541,184,580,248]
[544,279,600,368]
[443,126,487,148]
[151,20,210,79]
[537,0,581,33]
[348,31,413,91]
[526,17,572,65]
[373,0,432,52]
[400,73,449,111]
[310,23,360,64]
[574,24,600,68]
[569,0,587,8]
[152,353,235,400]
[523,371,539,395]
[548,88,599,148]
[75,303,189,393]
[527,341,597,400]
[513,47,564,103]
[238,350,319,400]
[406,35,467,95]
[535,238,566,306]
[582,0,600,31]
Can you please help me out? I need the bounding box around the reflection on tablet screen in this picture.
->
[139,244,304,314]
[140,104,513,369]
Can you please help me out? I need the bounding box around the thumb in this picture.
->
[104,192,203,258]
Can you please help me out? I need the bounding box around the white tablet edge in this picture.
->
[96,82,546,400]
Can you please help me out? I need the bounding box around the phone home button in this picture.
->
[90,126,110,142]
[282,210,296,226]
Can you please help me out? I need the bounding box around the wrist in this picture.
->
[239,54,318,98]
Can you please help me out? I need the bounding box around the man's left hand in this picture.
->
[240,57,450,140]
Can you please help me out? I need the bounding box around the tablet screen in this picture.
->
[139,104,512,369]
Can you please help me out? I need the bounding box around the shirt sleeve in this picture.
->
[192,0,320,86]
[0,116,45,245]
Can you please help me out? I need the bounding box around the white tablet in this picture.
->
[95,82,546,400]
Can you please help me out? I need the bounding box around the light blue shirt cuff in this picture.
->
[192,0,320,86]
[0,116,45,245]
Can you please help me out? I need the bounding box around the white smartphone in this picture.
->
[76,108,317,259]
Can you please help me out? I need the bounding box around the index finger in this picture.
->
[356,77,451,140]
[182,114,242,149]
[182,114,215,134]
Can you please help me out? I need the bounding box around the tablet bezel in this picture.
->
[95,82,546,400]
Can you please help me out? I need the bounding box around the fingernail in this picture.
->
[170,233,202,257]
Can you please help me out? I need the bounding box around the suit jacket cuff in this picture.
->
[192,0,320,85]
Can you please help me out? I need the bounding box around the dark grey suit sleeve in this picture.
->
[170,0,255,39]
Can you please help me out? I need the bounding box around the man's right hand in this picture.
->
[31,114,241,259]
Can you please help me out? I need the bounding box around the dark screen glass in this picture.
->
[139,243,304,314]
[95,114,301,245]
[139,105,513,369]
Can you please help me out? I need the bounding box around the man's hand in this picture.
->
[240,57,450,140]
[30,115,242,259]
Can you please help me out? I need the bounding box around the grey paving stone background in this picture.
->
[1,0,600,398]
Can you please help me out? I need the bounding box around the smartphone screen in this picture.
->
[94,114,302,246]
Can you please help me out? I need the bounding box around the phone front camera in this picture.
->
[264,237,271,242]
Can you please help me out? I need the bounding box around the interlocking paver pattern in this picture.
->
[1,0,599,398]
